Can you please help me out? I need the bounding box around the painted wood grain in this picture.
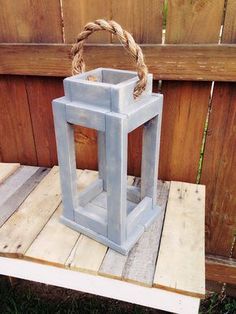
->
[153,181,205,298]
[0,163,20,184]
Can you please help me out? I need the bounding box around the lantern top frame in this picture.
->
[63,68,154,113]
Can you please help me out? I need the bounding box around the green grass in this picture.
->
[0,276,236,314]
[0,276,167,314]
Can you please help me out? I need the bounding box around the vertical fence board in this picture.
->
[222,0,236,44]
[112,1,163,176]
[166,0,224,44]
[0,76,37,164]
[111,0,163,44]
[159,0,224,182]
[62,0,111,43]
[159,81,210,181]
[201,83,236,256]
[0,0,64,167]
[25,77,64,167]
[74,127,98,170]
[201,0,236,258]
[0,0,63,43]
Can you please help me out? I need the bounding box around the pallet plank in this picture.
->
[0,163,20,184]
[0,167,61,257]
[0,166,49,226]
[0,166,39,207]
[99,180,169,282]
[25,170,102,269]
[153,181,205,298]
[66,235,107,274]
[122,181,170,287]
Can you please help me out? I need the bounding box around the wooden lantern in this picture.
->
[52,20,163,254]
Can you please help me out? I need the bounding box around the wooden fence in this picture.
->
[0,0,235,288]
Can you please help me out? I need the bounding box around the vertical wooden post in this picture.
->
[141,114,161,206]
[106,113,128,244]
[52,99,78,220]
[98,131,107,190]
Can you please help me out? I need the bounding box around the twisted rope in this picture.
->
[71,19,148,98]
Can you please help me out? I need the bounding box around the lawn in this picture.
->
[0,276,236,314]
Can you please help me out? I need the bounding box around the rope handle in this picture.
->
[71,19,148,98]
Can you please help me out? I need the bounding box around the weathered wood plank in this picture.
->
[0,163,20,184]
[0,166,39,206]
[24,169,100,267]
[24,204,79,267]
[0,167,61,257]
[153,181,205,298]
[0,167,49,227]
[1,44,236,81]
[122,181,170,287]
[99,180,169,282]
[65,234,107,274]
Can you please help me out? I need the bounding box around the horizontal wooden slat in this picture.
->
[153,181,205,298]
[206,255,236,285]
[0,43,236,81]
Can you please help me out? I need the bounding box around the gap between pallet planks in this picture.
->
[0,165,205,298]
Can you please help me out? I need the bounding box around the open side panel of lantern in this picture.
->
[52,68,163,255]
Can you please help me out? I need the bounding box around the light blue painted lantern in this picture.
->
[52,22,163,254]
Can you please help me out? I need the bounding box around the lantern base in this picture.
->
[60,201,160,255]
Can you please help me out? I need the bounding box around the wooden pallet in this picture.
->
[0,163,205,314]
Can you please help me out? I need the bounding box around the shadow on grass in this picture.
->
[0,276,169,314]
[1,276,236,314]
